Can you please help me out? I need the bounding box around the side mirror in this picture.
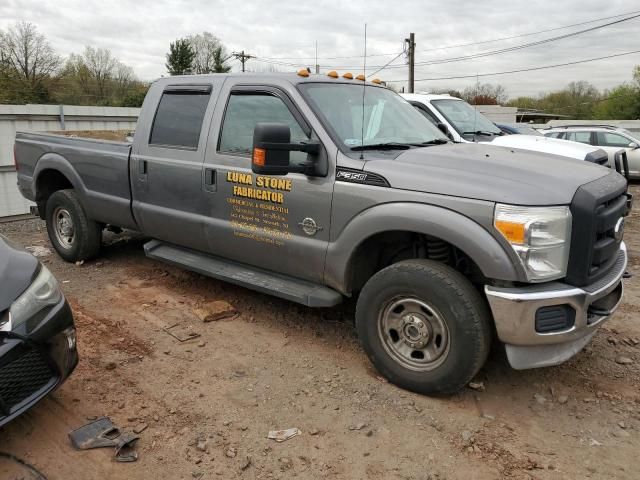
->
[251,123,320,176]
[628,142,639,150]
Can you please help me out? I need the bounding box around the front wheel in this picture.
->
[45,189,101,262]
[355,259,492,394]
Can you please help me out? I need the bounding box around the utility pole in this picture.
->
[315,41,319,74]
[232,51,255,72]
[405,33,415,93]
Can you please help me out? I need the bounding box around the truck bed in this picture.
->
[15,131,136,229]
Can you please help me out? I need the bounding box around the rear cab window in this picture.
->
[149,86,212,149]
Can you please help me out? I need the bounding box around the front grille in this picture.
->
[566,172,629,287]
[0,349,55,417]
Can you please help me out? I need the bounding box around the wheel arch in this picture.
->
[324,202,522,295]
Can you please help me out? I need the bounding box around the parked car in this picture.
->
[543,125,640,178]
[495,123,543,136]
[0,234,77,427]
[14,73,630,394]
[403,93,616,165]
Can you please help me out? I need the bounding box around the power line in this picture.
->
[383,49,640,82]
[246,9,640,61]
[253,12,640,73]
[416,9,640,54]
[381,13,640,70]
[367,50,406,77]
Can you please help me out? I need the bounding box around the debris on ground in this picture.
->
[69,417,140,462]
[25,245,51,257]
[240,456,252,471]
[163,323,201,342]
[615,356,633,365]
[468,381,485,391]
[193,300,238,322]
[348,422,367,431]
[267,428,301,443]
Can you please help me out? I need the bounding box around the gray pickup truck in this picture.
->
[14,72,631,394]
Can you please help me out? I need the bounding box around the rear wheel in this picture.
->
[355,259,491,394]
[45,189,101,262]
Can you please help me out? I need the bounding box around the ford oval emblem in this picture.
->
[614,217,625,242]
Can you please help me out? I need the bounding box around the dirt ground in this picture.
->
[1,187,639,480]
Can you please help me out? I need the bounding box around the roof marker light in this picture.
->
[327,71,338,78]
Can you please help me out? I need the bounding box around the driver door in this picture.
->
[201,84,334,283]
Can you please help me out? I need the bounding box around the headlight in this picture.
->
[494,204,572,282]
[9,265,63,328]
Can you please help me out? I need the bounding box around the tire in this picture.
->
[45,189,101,262]
[355,259,491,395]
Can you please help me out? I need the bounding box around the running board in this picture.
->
[143,240,342,308]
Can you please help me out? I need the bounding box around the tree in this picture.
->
[429,87,464,98]
[0,22,61,102]
[166,39,195,75]
[462,83,507,105]
[188,32,231,73]
[592,82,640,120]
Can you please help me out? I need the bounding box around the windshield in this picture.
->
[299,83,447,150]
[431,99,502,137]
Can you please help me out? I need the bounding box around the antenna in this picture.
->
[360,24,367,160]
[473,72,478,140]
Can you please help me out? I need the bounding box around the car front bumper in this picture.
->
[485,242,627,370]
[0,297,78,427]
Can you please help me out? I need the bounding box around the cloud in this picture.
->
[1,0,639,98]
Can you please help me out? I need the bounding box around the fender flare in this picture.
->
[324,202,523,294]
[32,153,89,202]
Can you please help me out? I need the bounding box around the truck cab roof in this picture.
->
[152,72,385,88]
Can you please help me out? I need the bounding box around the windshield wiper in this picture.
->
[409,139,449,146]
[462,130,498,137]
[350,142,412,151]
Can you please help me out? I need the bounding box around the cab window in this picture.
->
[218,92,308,162]
[150,89,211,149]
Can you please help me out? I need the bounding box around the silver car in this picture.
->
[543,125,640,178]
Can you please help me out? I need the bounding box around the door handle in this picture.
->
[138,159,147,175]
[204,168,216,186]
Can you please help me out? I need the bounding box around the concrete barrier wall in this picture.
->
[0,104,139,217]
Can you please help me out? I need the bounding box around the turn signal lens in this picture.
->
[252,148,266,166]
[495,220,526,245]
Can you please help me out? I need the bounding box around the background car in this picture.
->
[495,123,543,136]
[0,234,78,427]
[543,125,640,178]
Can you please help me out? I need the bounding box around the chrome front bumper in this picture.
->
[485,243,627,369]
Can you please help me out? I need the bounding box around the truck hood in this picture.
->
[363,143,611,205]
[0,234,39,313]
[485,134,604,161]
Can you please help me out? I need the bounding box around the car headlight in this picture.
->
[494,204,572,282]
[9,265,63,328]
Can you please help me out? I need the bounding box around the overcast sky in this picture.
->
[1,0,639,98]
